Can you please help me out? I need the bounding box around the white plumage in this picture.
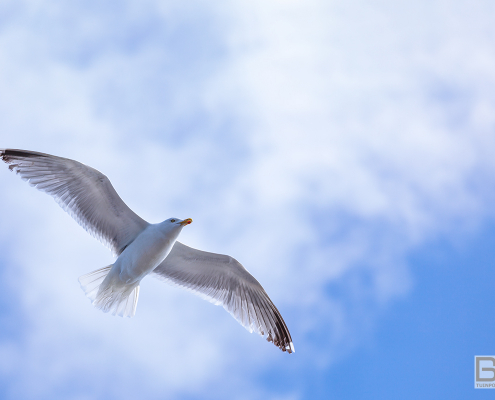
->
[1,149,294,353]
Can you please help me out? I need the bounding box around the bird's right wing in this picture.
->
[151,241,294,353]
[1,149,149,255]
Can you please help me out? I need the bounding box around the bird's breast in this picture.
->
[116,225,178,283]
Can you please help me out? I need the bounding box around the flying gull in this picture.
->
[0,149,294,353]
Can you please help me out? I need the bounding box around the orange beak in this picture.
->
[179,218,193,226]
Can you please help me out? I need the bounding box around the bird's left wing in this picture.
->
[0,149,149,255]
[151,241,294,353]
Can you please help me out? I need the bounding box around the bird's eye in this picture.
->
[170,219,176,223]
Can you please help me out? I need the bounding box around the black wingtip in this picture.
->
[1,149,53,170]
[264,295,294,354]
[1,149,44,161]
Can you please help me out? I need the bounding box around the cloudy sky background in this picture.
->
[1,1,495,399]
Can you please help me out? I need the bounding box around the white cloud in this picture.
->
[1,0,495,398]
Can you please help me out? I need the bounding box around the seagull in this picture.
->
[0,149,294,353]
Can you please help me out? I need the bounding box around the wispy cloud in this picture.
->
[1,0,494,398]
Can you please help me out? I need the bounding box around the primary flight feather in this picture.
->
[0,149,294,353]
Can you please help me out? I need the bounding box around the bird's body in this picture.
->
[115,220,186,285]
[1,148,294,353]
[81,219,191,317]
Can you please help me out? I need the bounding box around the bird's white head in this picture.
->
[158,217,192,235]
[167,217,193,227]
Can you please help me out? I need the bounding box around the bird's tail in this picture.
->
[78,265,140,318]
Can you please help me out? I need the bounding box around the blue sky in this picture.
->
[1,1,495,399]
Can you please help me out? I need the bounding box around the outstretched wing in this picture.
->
[152,241,294,353]
[1,149,149,255]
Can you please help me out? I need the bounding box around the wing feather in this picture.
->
[152,241,294,353]
[1,149,149,255]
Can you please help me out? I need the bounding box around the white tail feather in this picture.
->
[78,265,140,318]
[79,265,112,301]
